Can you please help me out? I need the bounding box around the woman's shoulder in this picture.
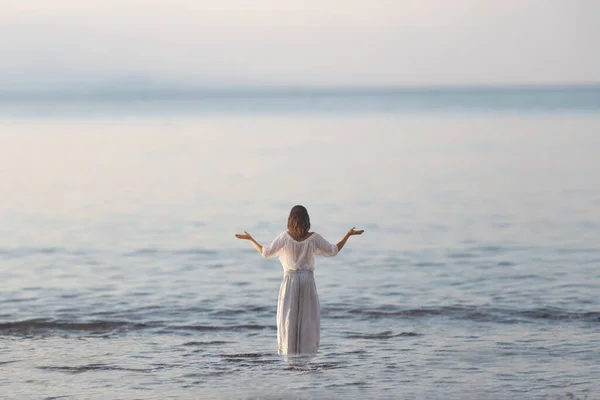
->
[307,232,321,241]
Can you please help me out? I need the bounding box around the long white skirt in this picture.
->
[277,270,320,355]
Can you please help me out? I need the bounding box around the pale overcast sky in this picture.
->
[0,0,599,86]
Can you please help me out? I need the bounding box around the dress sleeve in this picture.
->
[261,233,286,258]
[314,233,339,257]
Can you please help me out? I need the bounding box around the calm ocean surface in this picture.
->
[1,88,600,399]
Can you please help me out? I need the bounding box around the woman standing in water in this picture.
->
[235,205,364,355]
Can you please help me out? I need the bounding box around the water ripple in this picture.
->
[346,331,421,339]
[2,305,598,338]
[0,319,151,335]
[37,363,153,374]
[348,306,600,323]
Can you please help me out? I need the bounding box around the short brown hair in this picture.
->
[287,205,311,238]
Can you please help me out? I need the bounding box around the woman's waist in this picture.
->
[283,267,314,274]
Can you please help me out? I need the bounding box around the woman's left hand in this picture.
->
[235,231,253,240]
[348,227,364,236]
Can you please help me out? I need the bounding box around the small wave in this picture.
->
[124,248,217,257]
[0,247,67,258]
[516,309,600,321]
[556,247,599,255]
[349,307,445,317]
[220,353,279,365]
[346,331,421,339]
[348,306,600,323]
[210,305,271,316]
[285,361,345,371]
[37,363,152,374]
[497,261,516,266]
[471,245,505,253]
[182,340,229,346]
[0,319,149,335]
[173,324,270,332]
[0,317,273,337]
[1,297,38,304]
[125,248,159,255]
[221,353,265,358]
[447,252,478,259]
[173,248,218,255]
[413,261,446,267]
[3,306,596,338]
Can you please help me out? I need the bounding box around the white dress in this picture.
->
[262,231,339,355]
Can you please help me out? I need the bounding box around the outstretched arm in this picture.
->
[235,231,263,255]
[236,231,286,258]
[337,227,364,251]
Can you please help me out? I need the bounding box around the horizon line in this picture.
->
[1,82,600,96]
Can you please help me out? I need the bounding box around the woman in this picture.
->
[235,205,364,355]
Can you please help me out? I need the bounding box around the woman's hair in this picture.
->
[287,205,311,238]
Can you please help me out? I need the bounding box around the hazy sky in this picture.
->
[1,0,599,86]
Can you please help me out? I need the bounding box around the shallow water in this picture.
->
[1,108,600,399]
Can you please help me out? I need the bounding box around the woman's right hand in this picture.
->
[347,227,364,236]
[235,231,253,240]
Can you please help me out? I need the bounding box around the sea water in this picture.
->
[1,88,600,399]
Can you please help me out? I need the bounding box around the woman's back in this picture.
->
[262,231,339,271]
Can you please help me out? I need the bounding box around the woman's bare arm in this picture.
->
[337,227,364,251]
[235,231,263,255]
